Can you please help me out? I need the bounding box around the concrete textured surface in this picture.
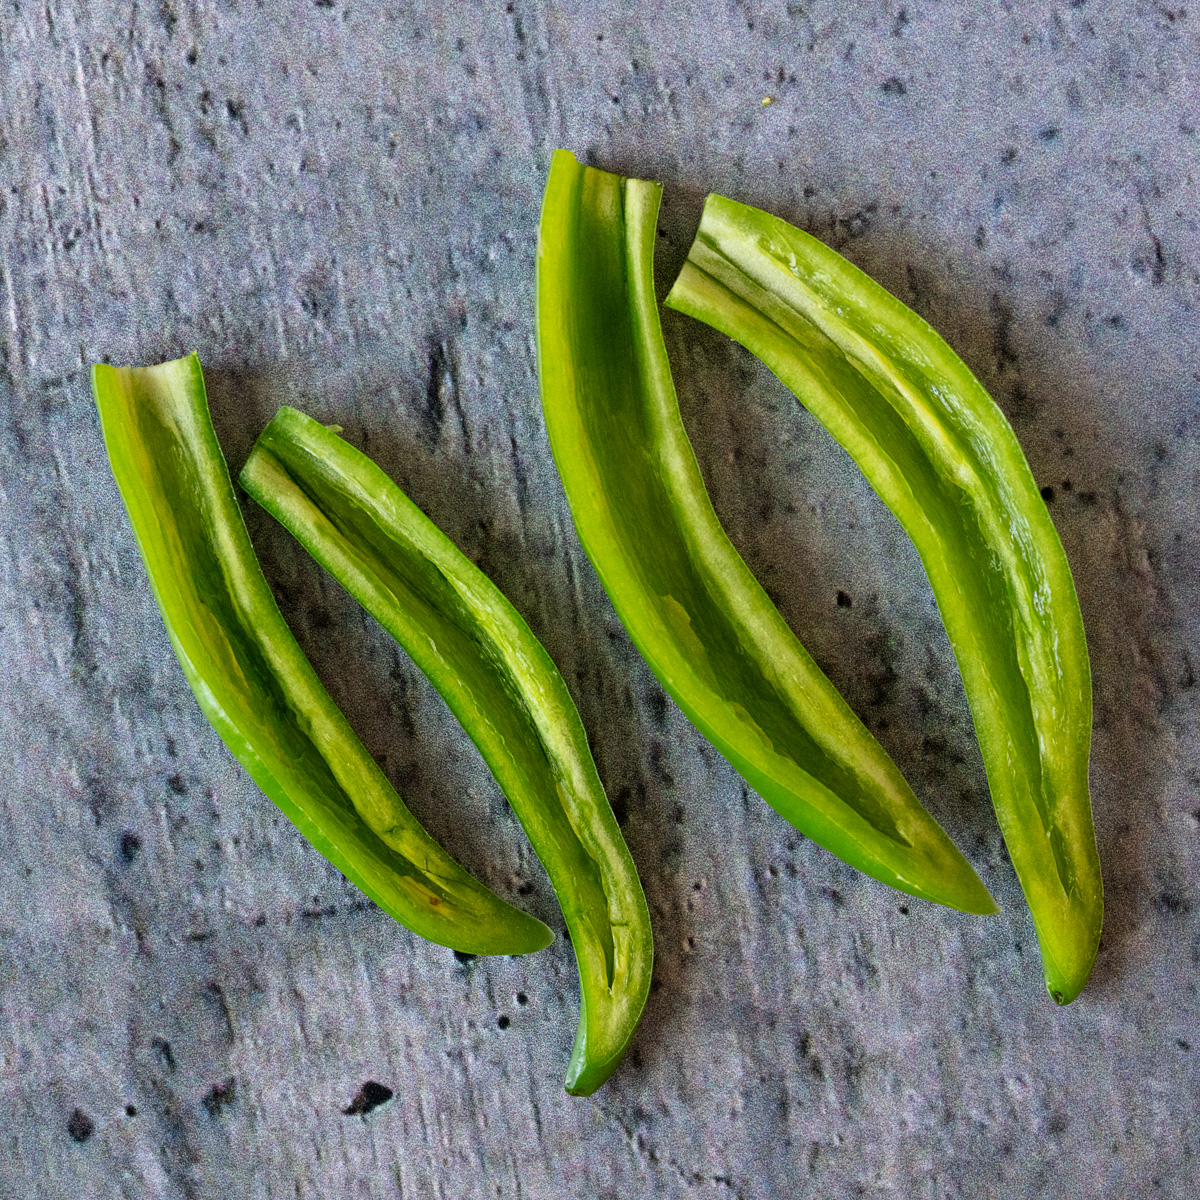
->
[1,1,1198,1196]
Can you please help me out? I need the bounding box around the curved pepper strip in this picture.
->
[239,407,653,1095]
[536,150,995,916]
[665,196,1102,1003]
[93,354,552,957]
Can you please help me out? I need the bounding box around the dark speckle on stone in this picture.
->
[453,950,476,964]
[202,1078,236,1116]
[1038,126,1060,142]
[881,77,906,97]
[343,1081,393,1116]
[300,266,339,323]
[1157,891,1190,915]
[119,831,141,862]
[497,1014,510,1029]
[125,1104,137,1117]
[1041,485,1056,502]
[151,1037,175,1070]
[837,210,873,241]
[516,992,528,1005]
[837,590,853,608]
[422,339,449,440]
[646,686,669,728]
[67,1109,94,1143]
[611,785,631,826]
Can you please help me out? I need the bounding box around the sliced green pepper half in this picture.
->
[240,407,653,1095]
[536,150,996,917]
[93,354,552,957]
[665,195,1102,1003]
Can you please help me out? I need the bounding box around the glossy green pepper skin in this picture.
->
[93,354,552,957]
[240,407,653,1096]
[536,150,996,917]
[666,196,1102,1003]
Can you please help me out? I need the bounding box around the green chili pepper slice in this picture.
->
[93,353,552,957]
[239,407,653,1095]
[665,195,1102,1003]
[535,150,996,917]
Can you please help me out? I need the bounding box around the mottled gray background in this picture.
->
[1,1,1197,1197]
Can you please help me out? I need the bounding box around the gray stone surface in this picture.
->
[1,1,1197,1196]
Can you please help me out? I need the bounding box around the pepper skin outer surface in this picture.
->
[93,354,552,958]
[535,150,996,918]
[240,407,653,1096]
[665,195,1102,1004]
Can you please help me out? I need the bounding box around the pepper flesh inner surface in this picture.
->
[240,408,653,1096]
[665,195,1102,1003]
[93,353,552,957]
[536,149,996,917]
